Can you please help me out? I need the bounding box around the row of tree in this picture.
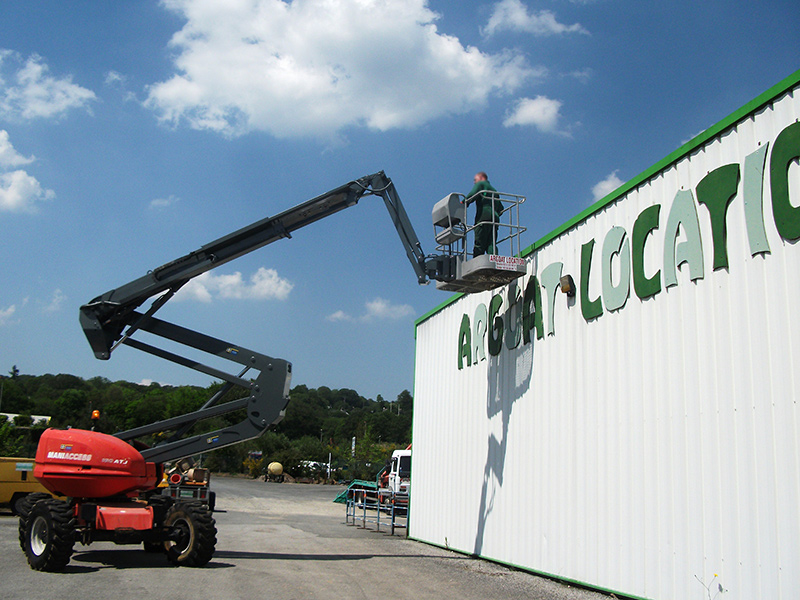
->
[0,372,412,480]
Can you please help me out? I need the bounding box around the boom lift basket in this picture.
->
[432,190,527,293]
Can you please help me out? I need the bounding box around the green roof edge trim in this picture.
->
[408,536,652,600]
[414,291,464,334]
[414,66,800,331]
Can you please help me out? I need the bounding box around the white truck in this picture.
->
[379,447,411,501]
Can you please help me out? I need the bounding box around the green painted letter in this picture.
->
[601,226,630,311]
[743,144,770,255]
[505,282,522,350]
[632,204,661,299]
[663,189,704,287]
[540,262,563,335]
[458,313,471,370]
[522,275,543,344]
[696,163,741,270]
[473,303,488,364]
[488,294,504,356]
[771,121,800,241]
[580,239,603,321]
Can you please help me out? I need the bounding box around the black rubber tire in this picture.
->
[22,498,76,572]
[17,493,54,550]
[164,502,216,567]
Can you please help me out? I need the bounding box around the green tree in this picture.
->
[0,416,25,456]
[52,389,88,428]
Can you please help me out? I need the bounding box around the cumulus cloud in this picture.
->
[0,50,96,120]
[0,130,35,168]
[145,0,536,139]
[0,304,16,326]
[327,297,414,322]
[592,170,624,202]
[104,70,126,87]
[562,68,592,83]
[503,95,564,133]
[149,194,180,210]
[484,0,588,36]
[175,267,293,302]
[0,168,55,213]
[326,310,351,323]
[0,51,91,213]
[42,288,66,313]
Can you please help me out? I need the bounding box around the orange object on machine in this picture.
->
[34,428,159,498]
[96,505,155,530]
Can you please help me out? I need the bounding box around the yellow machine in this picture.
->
[0,457,56,513]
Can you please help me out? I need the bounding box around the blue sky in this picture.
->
[0,0,798,402]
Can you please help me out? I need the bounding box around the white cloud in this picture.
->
[561,68,593,83]
[326,310,351,323]
[0,130,35,168]
[503,95,564,133]
[0,169,55,213]
[149,194,180,210]
[364,297,414,320]
[0,304,16,326]
[592,170,624,202]
[42,288,66,313]
[0,51,96,120]
[327,297,414,322]
[484,0,588,37]
[104,70,126,86]
[145,0,536,139]
[0,130,54,213]
[105,70,138,103]
[176,267,293,302]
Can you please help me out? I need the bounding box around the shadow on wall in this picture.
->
[473,293,533,556]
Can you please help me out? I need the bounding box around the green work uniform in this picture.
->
[465,180,501,256]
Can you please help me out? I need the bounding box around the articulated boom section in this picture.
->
[112,312,292,464]
[76,172,424,466]
[75,171,520,466]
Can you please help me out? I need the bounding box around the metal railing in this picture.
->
[345,487,408,536]
[433,191,526,260]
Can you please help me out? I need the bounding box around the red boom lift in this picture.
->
[18,172,526,571]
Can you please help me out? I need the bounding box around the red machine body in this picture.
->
[34,428,159,498]
[95,504,155,530]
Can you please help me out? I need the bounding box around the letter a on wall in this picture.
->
[663,189,705,287]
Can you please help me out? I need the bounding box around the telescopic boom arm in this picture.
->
[79,171,452,464]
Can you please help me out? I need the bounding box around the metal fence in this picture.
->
[344,487,408,536]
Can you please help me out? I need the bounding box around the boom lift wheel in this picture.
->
[22,498,76,572]
[164,501,216,567]
[16,492,53,550]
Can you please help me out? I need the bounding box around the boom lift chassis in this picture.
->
[19,171,526,571]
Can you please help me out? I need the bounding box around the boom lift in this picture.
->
[19,172,526,571]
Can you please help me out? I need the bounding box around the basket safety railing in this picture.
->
[433,191,526,260]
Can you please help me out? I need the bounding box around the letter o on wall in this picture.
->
[601,226,631,311]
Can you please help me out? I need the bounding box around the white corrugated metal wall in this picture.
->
[411,76,800,600]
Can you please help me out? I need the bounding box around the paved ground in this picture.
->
[1,477,614,600]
